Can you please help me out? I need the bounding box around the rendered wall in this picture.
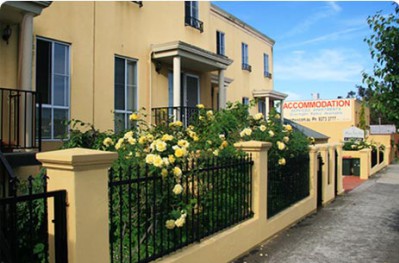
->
[32,2,274,135]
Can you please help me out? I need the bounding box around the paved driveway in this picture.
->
[232,163,399,263]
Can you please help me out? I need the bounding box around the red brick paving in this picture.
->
[343,176,365,192]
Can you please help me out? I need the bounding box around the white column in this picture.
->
[18,12,34,91]
[18,12,35,149]
[218,69,225,109]
[265,96,270,120]
[173,56,181,121]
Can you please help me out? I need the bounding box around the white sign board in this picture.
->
[283,99,352,122]
[343,127,365,141]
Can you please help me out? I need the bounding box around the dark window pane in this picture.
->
[115,58,125,110]
[114,113,125,133]
[54,43,67,74]
[115,84,125,110]
[41,107,51,139]
[53,108,68,138]
[53,75,69,106]
[36,39,51,104]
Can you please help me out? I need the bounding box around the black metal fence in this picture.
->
[371,149,378,167]
[0,88,42,152]
[108,155,253,263]
[267,153,310,218]
[379,150,384,164]
[151,107,204,127]
[0,152,67,263]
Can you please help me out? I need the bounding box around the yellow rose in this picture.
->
[128,137,136,145]
[115,138,124,150]
[173,167,182,178]
[172,184,183,195]
[268,130,275,137]
[220,140,228,149]
[174,148,184,158]
[196,104,204,109]
[277,141,286,151]
[103,137,114,147]
[153,155,164,167]
[138,136,147,144]
[161,168,168,178]
[162,134,173,141]
[283,136,289,143]
[123,131,134,139]
[213,149,219,156]
[284,124,293,132]
[146,134,154,142]
[253,113,263,121]
[156,140,167,152]
[129,113,139,121]
[168,155,176,164]
[278,158,286,166]
[259,125,267,132]
[165,219,175,230]
[178,139,189,148]
[145,154,155,164]
[175,216,185,227]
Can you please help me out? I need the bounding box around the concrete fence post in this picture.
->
[328,145,336,187]
[335,143,344,195]
[308,146,318,206]
[234,141,272,219]
[385,145,391,165]
[359,149,371,180]
[37,148,118,263]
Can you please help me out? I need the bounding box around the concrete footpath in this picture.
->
[232,163,399,263]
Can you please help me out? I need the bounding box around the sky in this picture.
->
[213,1,398,101]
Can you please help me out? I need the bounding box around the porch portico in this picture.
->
[151,41,233,110]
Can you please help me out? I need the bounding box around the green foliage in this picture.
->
[362,4,399,127]
[62,102,310,262]
[343,139,372,151]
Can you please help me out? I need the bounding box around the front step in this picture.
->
[3,152,41,168]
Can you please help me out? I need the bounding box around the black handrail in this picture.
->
[0,88,42,152]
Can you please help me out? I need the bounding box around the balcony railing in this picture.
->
[242,63,252,72]
[264,72,272,79]
[185,16,204,33]
[152,106,206,127]
[0,88,41,152]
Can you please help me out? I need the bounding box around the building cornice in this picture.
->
[210,3,275,47]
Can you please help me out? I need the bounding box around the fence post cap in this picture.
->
[234,140,272,151]
[36,147,118,171]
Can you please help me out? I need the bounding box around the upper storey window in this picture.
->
[264,53,272,78]
[185,1,203,32]
[242,43,251,72]
[216,31,225,56]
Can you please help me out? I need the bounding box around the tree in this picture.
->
[362,4,399,127]
[346,90,356,98]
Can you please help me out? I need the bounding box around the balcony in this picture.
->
[0,88,42,153]
[185,16,203,33]
[152,106,206,127]
[242,63,252,72]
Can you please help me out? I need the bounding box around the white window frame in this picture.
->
[187,1,199,19]
[114,56,138,132]
[36,37,71,140]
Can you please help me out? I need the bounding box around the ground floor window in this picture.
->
[36,38,70,139]
[114,56,138,133]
